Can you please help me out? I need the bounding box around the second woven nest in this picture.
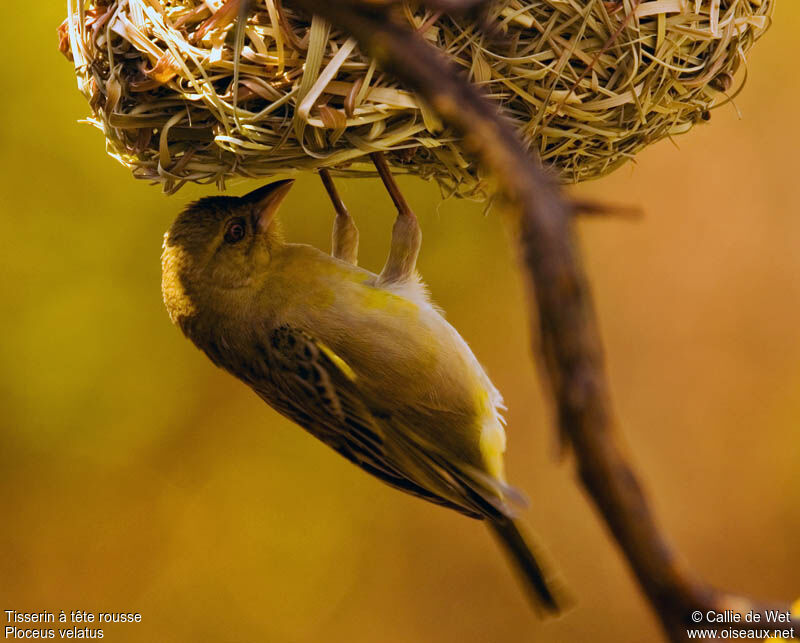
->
[61,0,771,196]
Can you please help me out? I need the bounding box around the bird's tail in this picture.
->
[487,516,567,616]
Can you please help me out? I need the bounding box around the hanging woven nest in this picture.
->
[59,0,772,196]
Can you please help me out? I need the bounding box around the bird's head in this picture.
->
[161,179,294,331]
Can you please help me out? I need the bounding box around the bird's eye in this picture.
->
[224,218,247,244]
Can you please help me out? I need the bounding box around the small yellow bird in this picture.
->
[161,164,562,613]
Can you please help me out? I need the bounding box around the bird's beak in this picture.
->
[242,179,295,234]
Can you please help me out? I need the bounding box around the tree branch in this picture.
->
[287,1,795,639]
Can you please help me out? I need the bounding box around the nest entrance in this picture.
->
[61,0,771,196]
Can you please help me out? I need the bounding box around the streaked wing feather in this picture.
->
[384,416,519,519]
[254,325,487,519]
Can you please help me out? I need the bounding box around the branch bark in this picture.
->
[286,1,795,639]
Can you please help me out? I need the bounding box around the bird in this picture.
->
[161,156,563,613]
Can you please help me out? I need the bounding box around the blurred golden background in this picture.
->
[1,4,797,642]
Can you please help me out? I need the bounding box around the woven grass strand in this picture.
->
[61,0,772,196]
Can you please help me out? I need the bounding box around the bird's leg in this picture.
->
[371,152,421,284]
[319,168,359,265]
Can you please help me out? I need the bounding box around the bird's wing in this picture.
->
[254,324,516,520]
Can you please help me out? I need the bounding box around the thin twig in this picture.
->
[287,1,795,640]
[570,198,643,219]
